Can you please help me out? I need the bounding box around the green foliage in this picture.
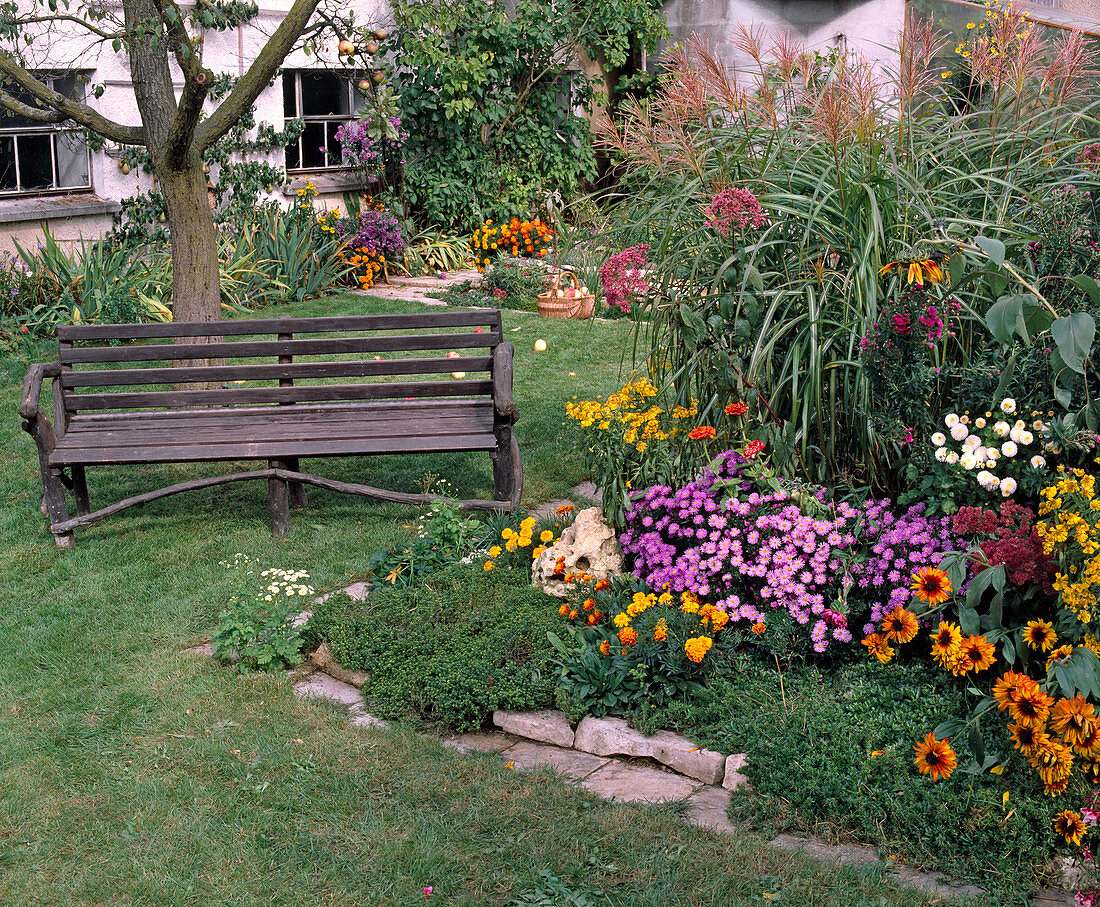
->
[665,654,1057,900]
[392,0,616,231]
[440,255,550,310]
[607,24,1100,495]
[211,557,309,674]
[307,564,561,730]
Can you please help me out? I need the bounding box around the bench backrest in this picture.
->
[54,310,505,418]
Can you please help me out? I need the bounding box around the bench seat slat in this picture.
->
[67,379,494,412]
[61,356,494,388]
[58,311,502,341]
[61,411,492,448]
[64,399,485,428]
[61,333,495,365]
[51,433,497,465]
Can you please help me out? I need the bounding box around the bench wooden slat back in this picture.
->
[56,311,504,415]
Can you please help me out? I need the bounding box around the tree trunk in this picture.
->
[159,156,221,323]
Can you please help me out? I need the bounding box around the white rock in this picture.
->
[722,753,750,791]
[530,507,622,598]
[492,709,575,748]
[573,716,726,785]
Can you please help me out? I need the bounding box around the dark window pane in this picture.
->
[52,74,84,103]
[0,136,15,190]
[285,137,301,170]
[300,121,326,168]
[300,71,349,117]
[283,73,297,118]
[326,120,344,166]
[18,133,52,189]
[55,131,88,188]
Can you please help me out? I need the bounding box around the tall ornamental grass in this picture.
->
[603,7,1100,490]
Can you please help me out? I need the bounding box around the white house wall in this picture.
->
[0,0,389,255]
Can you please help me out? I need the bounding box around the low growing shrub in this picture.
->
[306,564,561,730]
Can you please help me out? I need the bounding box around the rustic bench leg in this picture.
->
[268,460,290,538]
[492,425,522,510]
[46,467,75,548]
[285,458,307,510]
[72,465,90,517]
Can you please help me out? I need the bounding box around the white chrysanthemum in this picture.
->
[977,470,993,487]
[1033,420,1045,431]
[1019,431,1034,445]
[993,421,1011,437]
[931,432,947,447]
[1031,455,1046,469]
[935,447,949,462]
[960,415,970,425]
[1014,419,1026,430]
[1009,426,1024,443]
[950,423,969,442]
[959,452,977,470]
[1000,398,1017,414]
[964,435,982,451]
[945,452,959,464]
[987,448,1000,461]
[1001,441,1018,458]
[1000,476,1018,496]
[975,417,987,429]
[945,413,960,427]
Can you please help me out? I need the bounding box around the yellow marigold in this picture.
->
[488,546,502,557]
[613,612,631,629]
[540,530,554,543]
[685,636,713,663]
[483,561,494,571]
[654,619,668,642]
[619,627,639,646]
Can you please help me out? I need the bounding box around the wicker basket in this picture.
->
[537,269,595,319]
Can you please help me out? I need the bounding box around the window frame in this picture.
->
[283,69,365,174]
[0,73,92,197]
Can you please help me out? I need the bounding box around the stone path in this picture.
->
[353,269,482,306]
[290,664,989,905]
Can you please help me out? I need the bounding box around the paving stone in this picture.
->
[684,785,737,833]
[348,710,388,730]
[504,740,609,780]
[1033,889,1077,906]
[530,499,574,522]
[443,731,517,755]
[573,716,725,785]
[342,581,370,601]
[771,834,986,901]
[493,709,575,747]
[308,642,369,688]
[182,643,213,656]
[722,752,751,791]
[572,481,602,503]
[579,761,700,803]
[293,673,364,710]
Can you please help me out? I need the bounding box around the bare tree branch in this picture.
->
[0,52,145,144]
[15,14,120,41]
[152,0,203,80]
[194,0,324,150]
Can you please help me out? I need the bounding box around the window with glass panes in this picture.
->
[283,70,365,171]
[0,74,91,195]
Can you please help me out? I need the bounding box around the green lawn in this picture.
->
[0,293,974,905]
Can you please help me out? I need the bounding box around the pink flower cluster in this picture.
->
[706,187,768,237]
[599,244,650,314]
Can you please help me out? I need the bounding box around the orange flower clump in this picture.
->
[913,732,957,781]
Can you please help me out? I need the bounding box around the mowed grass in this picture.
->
[0,293,972,906]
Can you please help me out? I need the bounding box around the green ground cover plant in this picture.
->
[307,564,560,729]
[0,292,971,906]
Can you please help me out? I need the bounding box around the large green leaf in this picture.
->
[974,235,1005,267]
[1051,312,1095,375]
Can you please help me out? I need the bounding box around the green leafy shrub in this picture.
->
[306,564,561,730]
[212,556,311,674]
[663,655,1057,900]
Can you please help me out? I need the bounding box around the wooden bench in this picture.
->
[20,310,521,547]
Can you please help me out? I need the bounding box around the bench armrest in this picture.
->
[493,342,518,419]
[20,361,60,421]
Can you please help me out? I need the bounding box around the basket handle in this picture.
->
[550,268,579,291]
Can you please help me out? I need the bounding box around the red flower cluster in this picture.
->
[953,503,1055,587]
[724,401,748,416]
[743,440,765,459]
[688,425,716,440]
[706,187,768,236]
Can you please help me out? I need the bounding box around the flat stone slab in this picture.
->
[293,673,364,710]
[505,741,609,780]
[493,709,574,747]
[580,761,700,804]
[574,716,725,785]
[771,835,986,901]
[443,731,517,755]
[348,710,388,730]
[684,785,736,834]
[572,481,601,503]
[1033,890,1076,906]
[723,753,750,791]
